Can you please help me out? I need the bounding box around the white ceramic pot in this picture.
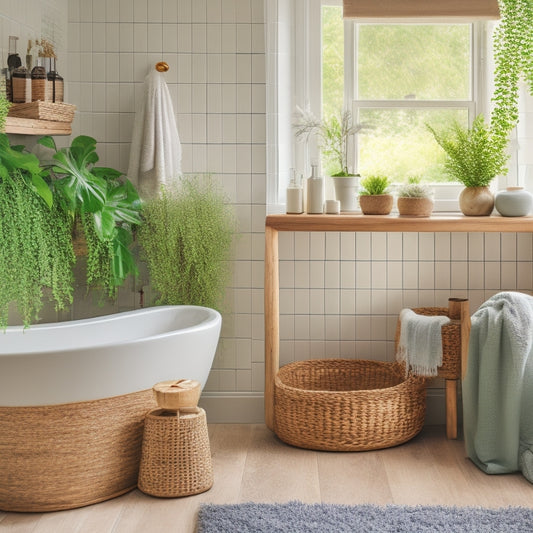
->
[332,175,359,212]
[494,187,533,217]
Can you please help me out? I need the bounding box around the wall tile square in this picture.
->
[147,0,162,22]
[162,0,179,22]
[484,233,501,261]
[468,233,484,261]
[371,233,387,260]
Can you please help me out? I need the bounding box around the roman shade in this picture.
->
[343,0,500,19]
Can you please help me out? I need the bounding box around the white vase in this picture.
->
[332,175,359,212]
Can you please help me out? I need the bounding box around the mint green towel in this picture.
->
[463,291,533,482]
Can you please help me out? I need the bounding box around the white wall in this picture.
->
[3,0,533,423]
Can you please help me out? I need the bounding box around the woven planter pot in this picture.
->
[359,194,393,215]
[274,359,426,451]
[397,197,434,217]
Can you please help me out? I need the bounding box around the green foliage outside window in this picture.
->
[320,6,473,182]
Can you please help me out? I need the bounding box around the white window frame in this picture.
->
[350,20,481,211]
[266,1,513,212]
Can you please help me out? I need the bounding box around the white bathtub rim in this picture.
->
[0,305,222,406]
[0,305,221,356]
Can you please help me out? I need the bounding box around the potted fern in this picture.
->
[358,175,393,215]
[427,115,508,216]
[293,107,364,212]
[138,175,235,311]
[396,177,434,217]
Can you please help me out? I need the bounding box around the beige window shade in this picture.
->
[343,0,500,19]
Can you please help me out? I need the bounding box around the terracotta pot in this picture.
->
[397,197,434,217]
[458,186,494,216]
[359,194,393,215]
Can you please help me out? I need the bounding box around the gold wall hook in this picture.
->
[155,61,169,72]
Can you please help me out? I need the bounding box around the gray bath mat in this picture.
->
[197,501,533,532]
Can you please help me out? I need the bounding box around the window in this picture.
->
[321,5,481,208]
[266,0,491,213]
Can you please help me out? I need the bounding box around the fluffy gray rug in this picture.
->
[196,501,533,532]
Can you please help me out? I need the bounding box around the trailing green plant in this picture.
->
[491,0,533,148]
[138,175,236,311]
[427,114,508,187]
[396,176,433,198]
[38,135,142,297]
[0,168,74,328]
[359,175,391,196]
[293,107,366,176]
[0,92,10,133]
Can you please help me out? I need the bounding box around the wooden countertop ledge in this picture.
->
[265,213,533,233]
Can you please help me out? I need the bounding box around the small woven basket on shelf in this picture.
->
[394,306,462,380]
[274,359,427,452]
[8,101,76,122]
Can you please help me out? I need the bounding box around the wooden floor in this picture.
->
[1,424,533,533]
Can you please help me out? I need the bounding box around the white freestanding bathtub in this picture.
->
[0,305,222,512]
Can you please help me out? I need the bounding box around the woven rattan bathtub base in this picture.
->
[0,390,156,512]
[138,408,213,498]
[274,359,427,452]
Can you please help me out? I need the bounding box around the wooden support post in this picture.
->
[446,298,471,439]
[264,225,279,431]
[445,379,458,439]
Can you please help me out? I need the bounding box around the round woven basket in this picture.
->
[274,359,427,452]
[395,306,462,380]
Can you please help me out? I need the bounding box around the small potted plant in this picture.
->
[426,114,508,216]
[293,107,365,212]
[396,177,434,217]
[358,175,393,215]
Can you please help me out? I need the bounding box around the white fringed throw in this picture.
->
[396,309,450,377]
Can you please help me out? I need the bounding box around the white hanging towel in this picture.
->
[127,69,182,197]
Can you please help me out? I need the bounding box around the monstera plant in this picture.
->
[39,135,143,297]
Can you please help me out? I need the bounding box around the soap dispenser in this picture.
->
[286,168,304,214]
[306,162,324,214]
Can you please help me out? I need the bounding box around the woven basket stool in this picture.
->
[395,297,470,439]
[138,380,213,498]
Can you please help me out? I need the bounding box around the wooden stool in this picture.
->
[395,298,470,440]
[138,380,213,497]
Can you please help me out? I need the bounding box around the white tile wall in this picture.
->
[4,1,533,422]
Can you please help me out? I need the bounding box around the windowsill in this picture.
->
[265,213,533,232]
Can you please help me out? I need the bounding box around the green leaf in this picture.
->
[30,174,53,208]
[37,135,57,151]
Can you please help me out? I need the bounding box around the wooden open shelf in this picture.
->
[5,116,72,136]
[266,213,533,233]
[263,213,533,431]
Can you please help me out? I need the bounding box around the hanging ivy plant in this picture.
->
[0,92,10,132]
[0,168,74,328]
[138,175,236,311]
[491,0,533,147]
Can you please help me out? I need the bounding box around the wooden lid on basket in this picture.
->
[152,379,201,411]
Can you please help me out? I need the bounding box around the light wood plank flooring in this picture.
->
[1,424,532,533]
